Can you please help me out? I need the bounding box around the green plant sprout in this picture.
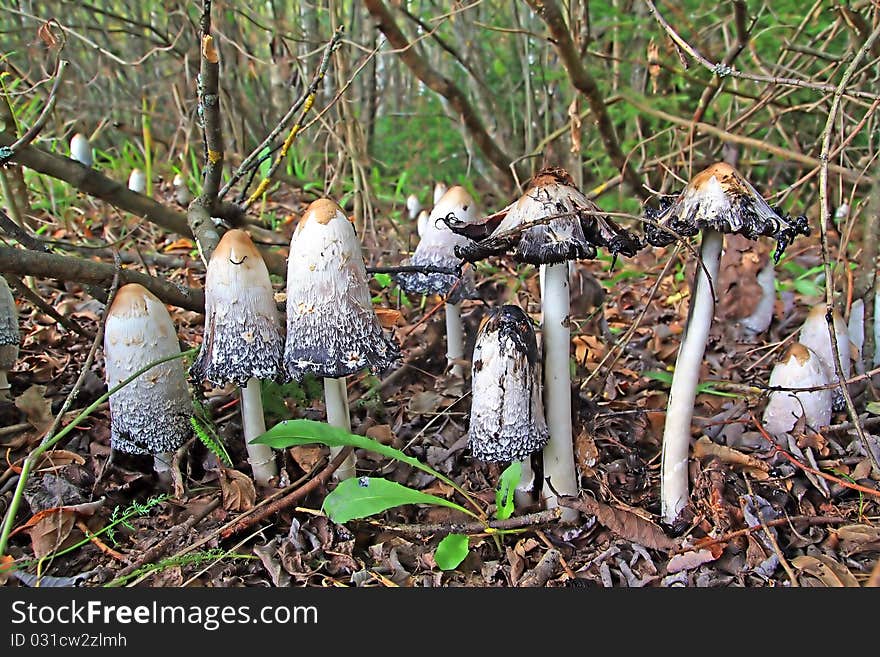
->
[253,419,526,570]
[104,549,256,588]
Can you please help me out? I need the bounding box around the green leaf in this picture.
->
[495,462,521,521]
[372,272,393,288]
[433,533,469,571]
[642,371,741,398]
[322,477,469,523]
[867,401,880,416]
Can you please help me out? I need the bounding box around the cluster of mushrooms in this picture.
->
[31,156,865,531]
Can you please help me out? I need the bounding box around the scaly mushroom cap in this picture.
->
[445,167,642,266]
[762,342,832,436]
[644,162,810,260]
[104,283,192,455]
[0,275,20,372]
[284,199,400,380]
[798,303,851,410]
[469,305,549,462]
[394,186,478,303]
[190,229,283,386]
[69,133,92,167]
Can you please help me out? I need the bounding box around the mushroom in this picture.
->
[469,304,549,505]
[128,168,146,194]
[173,173,193,207]
[69,133,93,167]
[284,198,400,480]
[797,303,851,411]
[643,162,810,526]
[0,275,19,400]
[416,209,429,238]
[762,342,832,438]
[443,167,642,522]
[433,182,448,206]
[189,229,282,486]
[394,186,479,378]
[103,283,192,480]
[406,193,422,220]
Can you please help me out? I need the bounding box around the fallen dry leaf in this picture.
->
[792,554,860,587]
[835,525,880,556]
[288,445,325,473]
[365,424,394,445]
[219,468,256,512]
[560,496,678,551]
[693,436,770,473]
[666,548,718,574]
[15,385,54,434]
[10,449,85,475]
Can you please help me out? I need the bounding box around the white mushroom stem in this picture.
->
[240,377,278,486]
[324,376,357,480]
[0,370,9,396]
[540,262,579,523]
[661,228,724,525]
[445,301,465,378]
[514,457,535,509]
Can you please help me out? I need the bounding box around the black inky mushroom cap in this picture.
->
[190,229,284,387]
[443,167,642,266]
[394,185,479,304]
[284,198,401,380]
[0,275,19,372]
[104,283,192,455]
[643,162,810,261]
[468,305,549,463]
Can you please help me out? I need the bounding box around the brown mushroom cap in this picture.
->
[644,162,810,260]
[468,305,549,462]
[284,198,400,380]
[104,283,192,455]
[190,229,283,386]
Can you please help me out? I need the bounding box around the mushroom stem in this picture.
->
[324,376,357,480]
[240,377,278,486]
[444,301,465,378]
[514,457,535,509]
[661,227,723,525]
[540,262,579,523]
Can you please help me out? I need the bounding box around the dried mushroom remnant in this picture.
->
[395,186,480,378]
[191,229,283,485]
[444,167,643,523]
[762,342,832,437]
[0,275,19,399]
[104,283,192,477]
[284,198,401,479]
[643,162,810,527]
[469,305,548,503]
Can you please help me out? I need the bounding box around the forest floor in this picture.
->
[1,181,878,589]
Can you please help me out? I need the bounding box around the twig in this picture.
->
[750,411,880,499]
[75,519,125,562]
[742,477,799,587]
[814,21,880,476]
[372,508,562,538]
[8,276,90,339]
[0,60,67,164]
[219,446,354,540]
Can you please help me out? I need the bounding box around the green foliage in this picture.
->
[190,414,232,468]
[643,370,742,398]
[323,477,471,524]
[495,462,521,521]
[433,534,470,571]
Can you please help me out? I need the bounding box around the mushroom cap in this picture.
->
[394,186,479,303]
[761,342,832,436]
[433,182,448,205]
[190,229,283,387]
[448,167,642,266]
[644,162,810,260]
[69,133,93,167]
[128,168,146,194]
[416,209,429,238]
[468,305,549,462]
[798,303,850,409]
[283,198,400,380]
[406,193,422,220]
[0,275,19,371]
[104,283,192,455]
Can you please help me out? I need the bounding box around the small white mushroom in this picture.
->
[128,168,147,194]
[173,173,193,206]
[190,229,283,486]
[433,181,448,206]
[395,186,479,378]
[284,198,400,479]
[406,193,422,221]
[0,275,19,399]
[797,304,851,411]
[104,283,192,475]
[416,209,429,239]
[69,133,93,167]
[762,342,833,437]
